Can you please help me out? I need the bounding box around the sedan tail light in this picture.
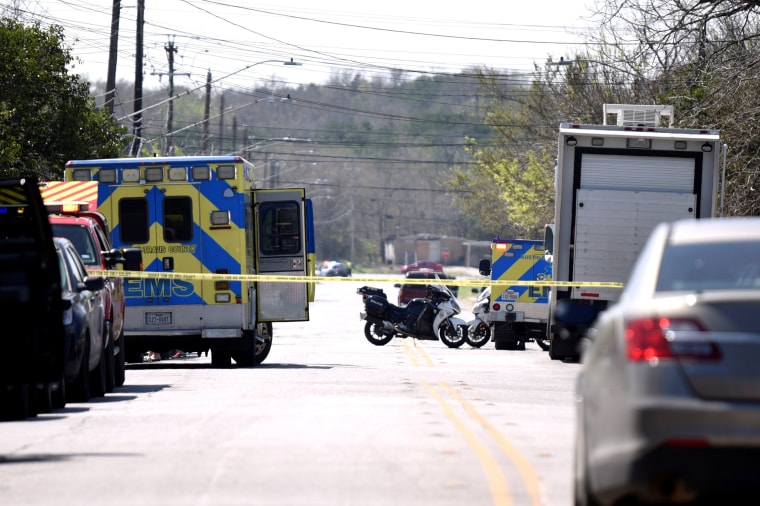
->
[625,317,721,361]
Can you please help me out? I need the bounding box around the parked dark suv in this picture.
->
[394,270,458,306]
[0,177,64,420]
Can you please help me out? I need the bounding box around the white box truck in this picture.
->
[547,104,724,361]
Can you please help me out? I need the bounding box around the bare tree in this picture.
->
[585,0,760,215]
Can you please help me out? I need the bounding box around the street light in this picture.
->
[546,57,641,77]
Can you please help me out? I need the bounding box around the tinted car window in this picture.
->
[656,241,760,292]
[51,224,99,266]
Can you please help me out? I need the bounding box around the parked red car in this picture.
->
[47,205,141,391]
[400,260,444,274]
[394,270,458,305]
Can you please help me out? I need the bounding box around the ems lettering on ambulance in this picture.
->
[101,167,247,309]
[490,239,551,320]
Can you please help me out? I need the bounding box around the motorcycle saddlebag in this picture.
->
[365,295,389,317]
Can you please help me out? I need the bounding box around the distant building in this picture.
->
[384,234,491,267]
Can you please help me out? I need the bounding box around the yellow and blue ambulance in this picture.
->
[64,156,315,366]
[487,238,551,351]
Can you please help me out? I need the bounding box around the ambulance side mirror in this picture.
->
[544,224,554,255]
[122,248,143,272]
[478,258,491,277]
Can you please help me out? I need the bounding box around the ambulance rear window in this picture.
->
[119,198,149,244]
[163,197,192,242]
[259,202,301,256]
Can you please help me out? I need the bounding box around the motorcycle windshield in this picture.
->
[432,284,459,312]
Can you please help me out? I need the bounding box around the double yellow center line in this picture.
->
[402,339,544,506]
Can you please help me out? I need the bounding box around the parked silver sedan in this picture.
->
[574,217,760,505]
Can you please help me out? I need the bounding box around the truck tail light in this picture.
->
[625,317,721,361]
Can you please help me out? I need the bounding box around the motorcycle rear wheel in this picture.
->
[364,322,394,346]
[465,322,491,348]
[438,320,465,348]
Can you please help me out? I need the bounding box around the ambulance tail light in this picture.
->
[215,268,229,291]
[492,303,501,311]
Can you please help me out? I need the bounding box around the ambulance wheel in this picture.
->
[494,323,519,350]
[254,322,273,364]
[465,322,491,348]
[233,323,272,367]
[438,320,465,348]
[494,333,522,350]
[364,322,394,346]
[549,334,578,361]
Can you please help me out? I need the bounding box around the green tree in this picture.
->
[449,138,554,239]
[445,70,562,239]
[0,18,125,180]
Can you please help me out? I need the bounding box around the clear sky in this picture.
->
[15,0,599,90]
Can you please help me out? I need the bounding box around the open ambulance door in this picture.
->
[305,198,316,302]
[253,189,310,322]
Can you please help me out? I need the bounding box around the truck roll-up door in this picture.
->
[580,154,696,193]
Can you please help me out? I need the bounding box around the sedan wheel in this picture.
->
[104,321,115,393]
[89,338,107,398]
[114,328,126,387]
[68,334,91,403]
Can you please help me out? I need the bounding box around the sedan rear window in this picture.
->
[656,242,760,292]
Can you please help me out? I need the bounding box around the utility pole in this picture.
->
[152,37,189,155]
[130,0,144,157]
[202,70,211,154]
[242,126,249,160]
[218,91,225,154]
[104,0,120,116]
[350,166,355,266]
[165,38,177,155]
[232,115,238,154]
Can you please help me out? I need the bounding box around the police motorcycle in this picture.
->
[465,285,552,351]
[357,283,467,348]
[464,286,492,348]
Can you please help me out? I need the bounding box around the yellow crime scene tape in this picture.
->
[90,270,624,289]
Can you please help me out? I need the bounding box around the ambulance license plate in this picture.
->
[146,312,172,325]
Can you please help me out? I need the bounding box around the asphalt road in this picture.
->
[0,277,580,506]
